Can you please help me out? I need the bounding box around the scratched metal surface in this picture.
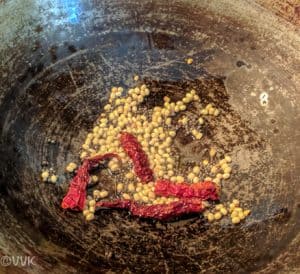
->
[0,0,300,273]
[255,0,300,26]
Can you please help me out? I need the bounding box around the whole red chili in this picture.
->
[61,153,119,211]
[154,180,219,200]
[120,132,153,183]
[96,198,204,220]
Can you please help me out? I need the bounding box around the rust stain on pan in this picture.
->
[256,0,300,26]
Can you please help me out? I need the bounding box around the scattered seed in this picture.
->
[127,183,135,192]
[83,209,90,216]
[213,109,220,116]
[209,148,216,158]
[122,193,131,200]
[214,212,222,220]
[41,171,49,182]
[202,159,209,166]
[116,183,124,192]
[186,58,193,64]
[232,217,240,224]
[223,173,230,179]
[220,208,228,215]
[99,190,109,198]
[225,155,232,162]
[89,200,96,207]
[86,213,95,221]
[243,209,251,216]
[66,162,77,173]
[207,213,214,222]
[91,175,99,183]
[50,175,58,183]
[232,199,240,206]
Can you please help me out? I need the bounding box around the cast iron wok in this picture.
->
[0,0,300,273]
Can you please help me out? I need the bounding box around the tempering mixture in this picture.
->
[41,73,251,224]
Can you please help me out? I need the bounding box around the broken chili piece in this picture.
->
[61,153,119,211]
[96,198,204,220]
[154,180,219,200]
[120,132,153,183]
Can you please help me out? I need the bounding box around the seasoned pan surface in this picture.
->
[0,0,300,273]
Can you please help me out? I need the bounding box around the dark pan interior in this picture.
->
[0,0,300,273]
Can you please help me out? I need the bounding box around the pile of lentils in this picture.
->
[41,71,251,224]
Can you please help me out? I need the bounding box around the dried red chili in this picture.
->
[96,198,204,220]
[120,132,153,183]
[154,180,219,200]
[61,153,119,211]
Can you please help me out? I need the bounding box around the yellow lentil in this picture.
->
[86,213,95,221]
[116,183,124,192]
[232,217,240,224]
[214,212,222,220]
[207,213,215,222]
[41,171,49,181]
[50,175,58,183]
[66,162,77,172]
[122,193,131,200]
[186,58,193,64]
